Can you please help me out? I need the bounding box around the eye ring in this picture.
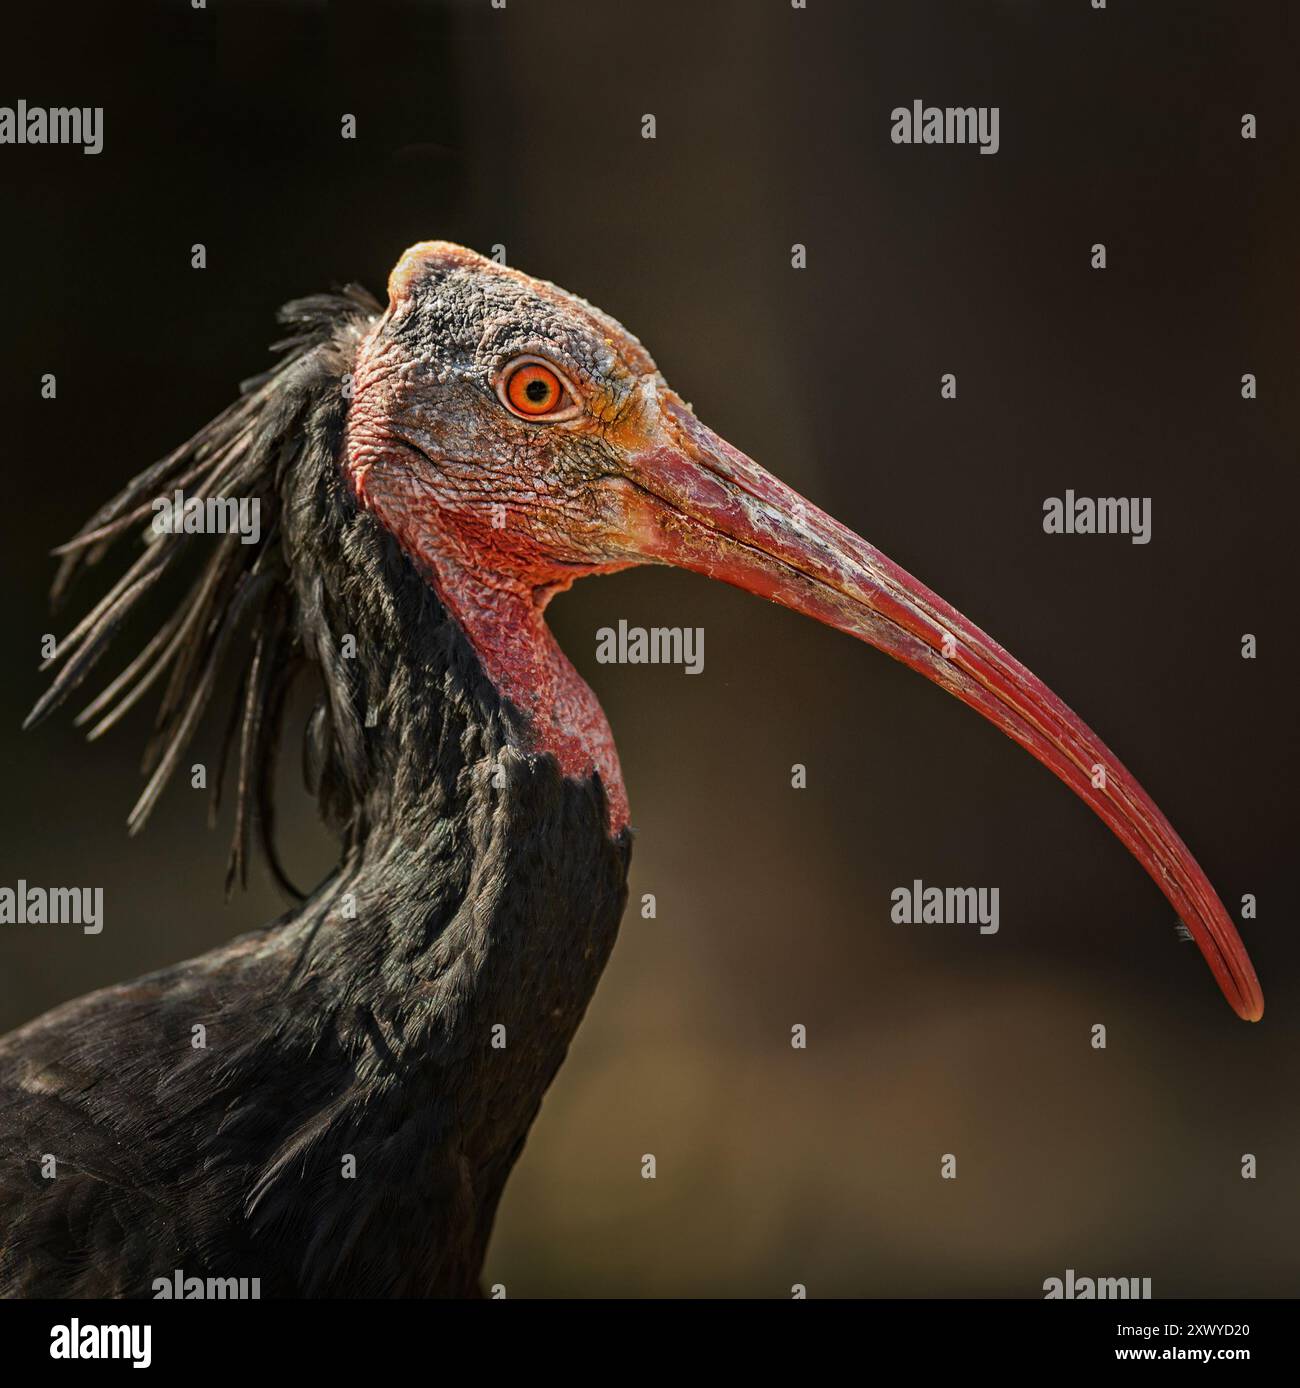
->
[495,355,582,422]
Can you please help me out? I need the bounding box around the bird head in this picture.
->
[339,241,1262,1022]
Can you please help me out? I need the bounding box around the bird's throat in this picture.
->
[340,454,629,833]
[422,553,631,834]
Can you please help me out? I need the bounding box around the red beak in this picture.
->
[613,391,1263,1021]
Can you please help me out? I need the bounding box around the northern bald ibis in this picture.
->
[2,242,1262,1297]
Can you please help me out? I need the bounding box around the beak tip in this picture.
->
[1230,977,1265,1022]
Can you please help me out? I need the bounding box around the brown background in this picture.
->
[1,0,1296,1296]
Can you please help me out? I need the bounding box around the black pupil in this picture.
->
[525,379,550,404]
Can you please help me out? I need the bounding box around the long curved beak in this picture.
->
[613,390,1263,1021]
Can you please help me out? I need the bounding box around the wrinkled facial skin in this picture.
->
[343,241,666,834]
[343,241,1262,1021]
[346,241,662,591]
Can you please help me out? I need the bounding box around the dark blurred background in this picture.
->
[1,0,1297,1296]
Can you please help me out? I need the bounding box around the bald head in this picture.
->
[383,240,658,392]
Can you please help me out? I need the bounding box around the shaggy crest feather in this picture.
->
[26,286,384,896]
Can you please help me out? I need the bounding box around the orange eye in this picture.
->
[498,358,578,420]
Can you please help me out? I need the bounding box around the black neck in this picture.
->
[256,466,630,1292]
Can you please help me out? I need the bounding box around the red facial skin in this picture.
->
[342,242,1263,1022]
[343,244,647,830]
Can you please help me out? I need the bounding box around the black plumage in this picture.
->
[3,280,628,1296]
